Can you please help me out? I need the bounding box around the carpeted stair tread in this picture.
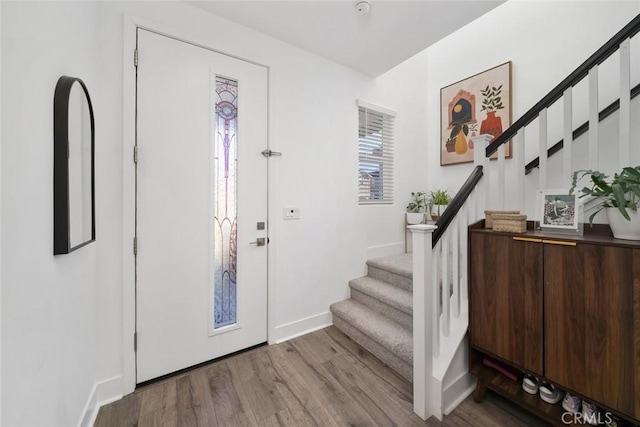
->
[330,299,412,364]
[332,317,412,382]
[367,253,412,279]
[349,276,412,315]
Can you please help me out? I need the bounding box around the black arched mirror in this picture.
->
[53,76,95,255]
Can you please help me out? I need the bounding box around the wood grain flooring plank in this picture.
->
[328,354,425,426]
[176,369,217,427]
[138,379,178,427]
[95,327,553,427]
[322,326,413,400]
[322,357,397,426]
[207,362,258,426]
[287,338,379,426]
[94,392,141,427]
[227,350,287,422]
[267,344,336,427]
[258,408,296,427]
[316,327,414,416]
[294,330,340,364]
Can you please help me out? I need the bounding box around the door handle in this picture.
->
[249,238,266,246]
[261,149,282,157]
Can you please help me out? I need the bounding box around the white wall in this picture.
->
[380,0,640,215]
[360,54,431,253]
[1,3,101,426]
[2,2,428,425]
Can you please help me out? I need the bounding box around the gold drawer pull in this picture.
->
[512,237,542,243]
[542,239,576,246]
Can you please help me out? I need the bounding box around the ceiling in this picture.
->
[189,1,505,77]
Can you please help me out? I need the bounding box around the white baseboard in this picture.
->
[442,372,476,416]
[366,242,404,260]
[77,375,123,427]
[273,311,332,344]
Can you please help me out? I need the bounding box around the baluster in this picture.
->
[432,240,440,357]
[459,202,468,303]
[452,216,460,318]
[441,231,450,337]
[620,38,631,167]
[539,109,548,190]
[498,143,506,209]
[515,128,525,211]
[563,87,573,185]
[474,134,491,210]
[588,66,599,170]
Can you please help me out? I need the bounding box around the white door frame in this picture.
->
[122,14,275,395]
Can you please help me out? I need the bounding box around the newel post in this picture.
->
[409,224,437,420]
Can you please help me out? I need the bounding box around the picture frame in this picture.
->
[440,62,512,166]
[537,189,580,232]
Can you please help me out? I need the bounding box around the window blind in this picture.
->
[358,101,395,205]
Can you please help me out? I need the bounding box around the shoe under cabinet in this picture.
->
[468,220,640,426]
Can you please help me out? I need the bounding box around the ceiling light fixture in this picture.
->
[355,1,371,16]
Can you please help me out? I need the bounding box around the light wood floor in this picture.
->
[96,326,549,426]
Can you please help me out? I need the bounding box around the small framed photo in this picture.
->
[537,190,579,232]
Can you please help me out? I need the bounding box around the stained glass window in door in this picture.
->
[213,77,238,329]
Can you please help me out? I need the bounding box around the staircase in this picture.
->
[330,254,413,382]
[330,165,485,421]
[331,12,640,426]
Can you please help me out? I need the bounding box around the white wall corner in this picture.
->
[77,375,123,427]
[273,311,332,344]
[365,242,404,260]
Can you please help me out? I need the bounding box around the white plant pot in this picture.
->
[607,207,640,240]
[406,212,425,225]
[431,203,448,220]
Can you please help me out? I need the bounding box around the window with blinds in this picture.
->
[358,101,395,205]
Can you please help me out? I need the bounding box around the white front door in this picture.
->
[135,29,268,383]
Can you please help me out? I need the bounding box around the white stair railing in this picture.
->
[486,15,640,205]
[409,134,490,421]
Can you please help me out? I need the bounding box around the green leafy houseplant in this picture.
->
[428,189,453,219]
[570,166,640,224]
[406,191,426,213]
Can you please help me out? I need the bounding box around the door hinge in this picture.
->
[134,48,138,68]
[133,145,138,164]
[134,332,137,352]
[133,237,137,255]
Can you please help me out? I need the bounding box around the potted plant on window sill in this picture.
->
[428,189,453,221]
[406,191,426,225]
[570,166,640,240]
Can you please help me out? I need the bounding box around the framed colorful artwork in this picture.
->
[440,62,512,166]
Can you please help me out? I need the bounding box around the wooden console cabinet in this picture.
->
[468,220,640,425]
